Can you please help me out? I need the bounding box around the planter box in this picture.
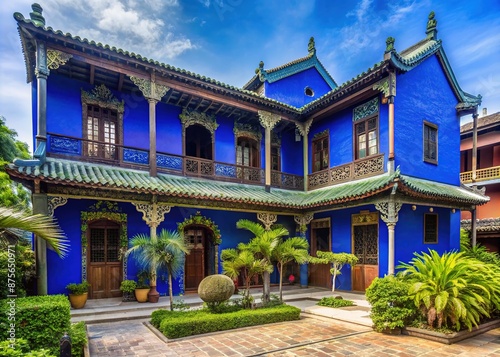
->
[403,319,500,344]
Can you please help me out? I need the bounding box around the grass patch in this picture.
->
[317,297,355,308]
[151,304,301,339]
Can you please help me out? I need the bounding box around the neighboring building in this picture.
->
[460,111,500,252]
[7,5,488,298]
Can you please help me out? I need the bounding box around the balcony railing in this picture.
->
[308,153,385,190]
[460,166,500,183]
[46,133,303,190]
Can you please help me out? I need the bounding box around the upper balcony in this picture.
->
[460,166,500,184]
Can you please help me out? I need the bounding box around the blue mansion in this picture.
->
[7,4,488,299]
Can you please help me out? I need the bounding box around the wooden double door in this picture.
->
[309,219,332,289]
[87,220,122,299]
[352,224,378,291]
[184,227,215,291]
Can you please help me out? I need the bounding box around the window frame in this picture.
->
[271,144,281,171]
[423,213,438,244]
[353,114,379,160]
[312,132,329,173]
[236,136,260,168]
[423,121,438,164]
[84,105,119,160]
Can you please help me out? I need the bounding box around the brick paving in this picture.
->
[87,316,500,356]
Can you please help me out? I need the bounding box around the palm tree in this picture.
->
[236,219,288,304]
[0,207,69,257]
[272,237,309,301]
[221,248,271,304]
[125,229,189,309]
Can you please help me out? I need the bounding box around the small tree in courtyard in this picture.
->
[310,251,358,292]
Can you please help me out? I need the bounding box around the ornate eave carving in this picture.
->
[352,211,379,225]
[296,118,313,137]
[47,196,68,216]
[47,49,72,70]
[81,84,124,113]
[372,73,396,98]
[257,212,278,230]
[132,202,171,228]
[294,213,314,226]
[375,201,402,226]
[129,75,170,102]
[233,122,262,142]
[179,108,218,139]
[258,111,281,130]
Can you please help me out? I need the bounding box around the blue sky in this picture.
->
[1,0,499,150]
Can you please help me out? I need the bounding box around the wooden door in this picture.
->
[88,220,122,299]
[309,221,331,289]
[185,228,206,290]
[352,224,378,291]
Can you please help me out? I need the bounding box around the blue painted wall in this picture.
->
[265,67,332,108]
[394,54,460,185]
[307,95,388,174]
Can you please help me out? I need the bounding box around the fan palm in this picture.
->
[125,229,189,309]
[236,219,289,304]
[398,249,498,331]
[0,207,69,257]
[272,237,309,301]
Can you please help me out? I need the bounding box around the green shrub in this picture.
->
[0,339,54,356]
[261,293,284,308]
[197,274,235,311]
[171,298,190,311]
[0,244,36,299]
[365,275,417,332]
[317,296,355,308]
[66,281,90,295]
[119,280,137,293]
[69,322,87,357]
[153,304,301,338]
[0,295,70,355]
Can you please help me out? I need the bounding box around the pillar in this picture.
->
[33,186,48,295]
[471,208,477,247]
[296,119,313,191]
[294,213,314,287]
[472,111,478,182]
[129,73,170,177]
[258,111,281,189]
[375,200,402,275]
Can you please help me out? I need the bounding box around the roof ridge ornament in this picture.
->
[385,37,395,53]
[308,37,316,56]
[29,3,45,27]
[426,11,438,40]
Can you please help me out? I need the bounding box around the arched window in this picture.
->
[185,124,213,160]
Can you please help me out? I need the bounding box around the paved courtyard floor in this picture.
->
[87,315,500,356]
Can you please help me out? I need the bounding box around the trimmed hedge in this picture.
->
[151,304,301,338]
[0,295,70,355]
[317,297,355,308]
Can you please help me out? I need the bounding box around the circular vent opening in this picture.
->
[305,87,314,97]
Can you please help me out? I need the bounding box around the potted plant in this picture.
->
[66,281,90,309]
[134,271,150,303]
[120,279,137,302]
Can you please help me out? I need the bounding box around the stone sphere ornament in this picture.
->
[197,274,235,303]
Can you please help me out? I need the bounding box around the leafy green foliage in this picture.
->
[309,251,358,292]
[398,250,500,331]
[66,281,90,295]
[0,242,36,298]
[126,229,189,309]
[119,280,137,293]
[69,322,87,357]
[317,297,355,308]
[365,276,417,332]
[0,339,54,356]
[151,304,301,339]
[0,295,71,355]
[171,298,190,311]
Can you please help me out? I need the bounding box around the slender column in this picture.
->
[132,198,172,301]
[472,111,478,182]
[388,96,395,160]
[294,213,314,287]
[33,180,48,295]
[35,41,50,147]
[375,200,402,275]
[296,119,313,191]
[258,111,281,189]
[471,208,477,247]
[129,73,170,177]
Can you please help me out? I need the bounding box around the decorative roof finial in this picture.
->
[426,11,437,40]
[385,37,395,53]
[29,3,45,27]
[308,37,316,55]
[255,61,264,74]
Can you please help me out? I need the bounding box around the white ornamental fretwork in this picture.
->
[375,201,402,225]
[257,212,277,230]
[47,196,68,216]
[129,75,170,102]
[258,111,281,130]
[47,49,73,70]
[295,118,313,137]
[294,213,314,226]
[132,202,171,228]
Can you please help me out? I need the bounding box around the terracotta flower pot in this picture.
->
[68,293,88,309]
[135,288,150,303]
